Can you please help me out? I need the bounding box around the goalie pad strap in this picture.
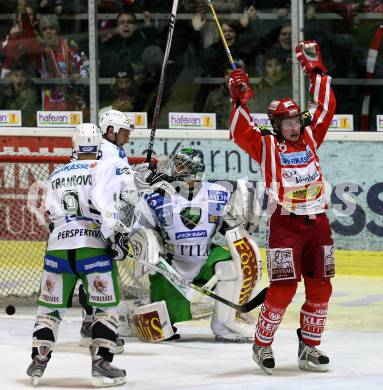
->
[132,301,174,342]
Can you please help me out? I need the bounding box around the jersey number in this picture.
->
[61,190,82,217]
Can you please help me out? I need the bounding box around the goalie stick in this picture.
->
[128,254,267,313]
[114,221,267,313]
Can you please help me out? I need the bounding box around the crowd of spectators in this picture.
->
[0,0,382,129]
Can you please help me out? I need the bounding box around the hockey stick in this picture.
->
[206,0,237,70]
[146,0,179,163]
[128,254,267,313]
[361,25,383,130]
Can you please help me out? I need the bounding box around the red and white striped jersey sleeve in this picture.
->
[229,103,263,164]
[306,73,336,149]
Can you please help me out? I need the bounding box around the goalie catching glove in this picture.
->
[295,40,327,76]
[229,69,254,105]
[132,168,177,195]
[145,171,175,186]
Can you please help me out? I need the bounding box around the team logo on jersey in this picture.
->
[180,207,202,230]
[279,146,314,166]
[45,276,56,295]
[39,272,62,304]
[268,248,296,281]
[175,230,207,240]
[282,169,297,178]
[93,276,108,294]
[324,245,335,277]
[208,190,228,203]
[284,183,322,201]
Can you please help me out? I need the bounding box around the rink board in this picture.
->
[0,240,382,276]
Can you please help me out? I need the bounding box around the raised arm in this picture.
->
[306,73,336,148]
[296,40,336,148]
[228,69,263,164]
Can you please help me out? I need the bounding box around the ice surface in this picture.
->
[1,276,382,389]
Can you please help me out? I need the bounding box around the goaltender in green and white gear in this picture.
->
[27,123,130,387]
[129,147,262,342]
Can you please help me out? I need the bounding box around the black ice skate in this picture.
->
[91,354,126,387]
[297,328,329,372]
[252,344,275,375]
[27,355,49,386]
[80,319,125,354]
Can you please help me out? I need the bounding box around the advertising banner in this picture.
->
[37,111,83,127]
[251,113,272,129]
[250,113,354,131]
[0,111,22,127]
[169,112,216,130]
[329,114,354,131]
[377,115,383,132]
[125,112,147,129]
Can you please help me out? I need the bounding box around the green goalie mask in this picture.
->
[170,147,205,181]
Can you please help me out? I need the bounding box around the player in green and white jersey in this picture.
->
[27,123,134,387]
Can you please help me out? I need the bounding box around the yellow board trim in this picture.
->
[0,241,382,277]
[258,248,383,277]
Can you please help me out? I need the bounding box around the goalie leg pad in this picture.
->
[211,226,262,340]
[211,261,254,342]
[132,301,175,342]
[225,226,262,302]
[117,298,150,337]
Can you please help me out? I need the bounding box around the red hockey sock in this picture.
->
[300,278,332,346]
[255,282,297,347]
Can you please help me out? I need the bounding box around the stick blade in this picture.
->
[239,287,268,313]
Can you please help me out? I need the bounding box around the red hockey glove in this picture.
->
[229,69,254,105]
[295,40,327,75]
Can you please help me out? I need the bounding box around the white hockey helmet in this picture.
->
[72,123,102,155]
[99,109,135,135]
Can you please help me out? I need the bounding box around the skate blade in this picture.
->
[92,376,126,387]
[299,360,329,372]
[215,335,252,343]
[114,345,124,354]
[31,376,40,386]
[252,353,273,375]
[79,336,92,347]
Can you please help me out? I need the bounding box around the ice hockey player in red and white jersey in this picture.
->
[228,40,336,374]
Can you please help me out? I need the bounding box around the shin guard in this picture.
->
[255,282,297,346]
[300,278,332,346]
